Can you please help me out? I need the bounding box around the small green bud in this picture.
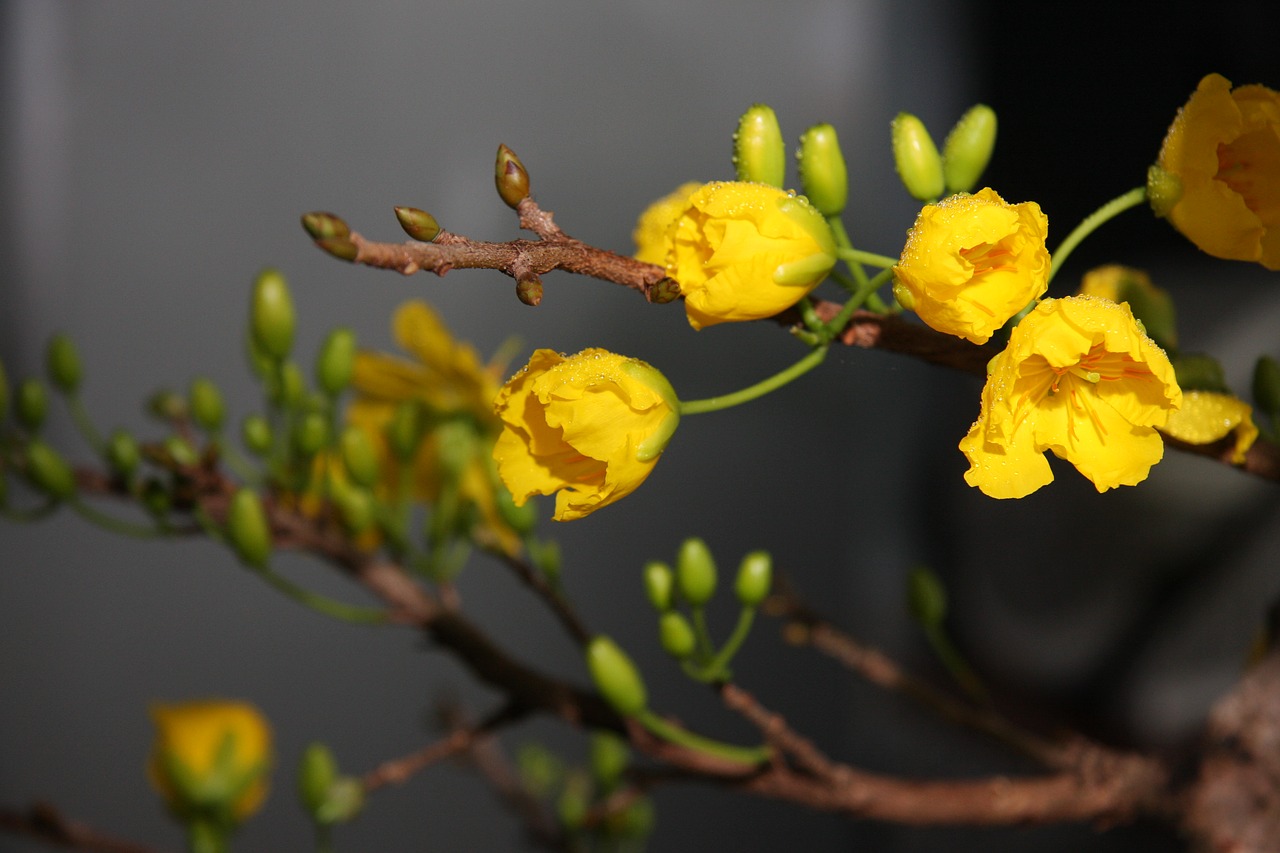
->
[24,439,75,500]
[907,565,947,628]
[339,426,380,489]
[105,429,141,478]
[316,778,364,825]
[1146,165,1182,219]
[250,268,296,361]
[642,561,675,612]
[891,113,945,202]
[657,611,697,660]
[292,411,330,457]
[556,771,590,830]
[298,742,338,815]
[495,144,531,209]
[188,378,225,432]
[589,731,630,793]
[516,743,564,799]
[147,389,187,422]
[316,328,356,396]
[733,550,773,607]
[241,414,273,456]
[585,635,648,717]
[941,104,997,194]
[329,479,375,535]
[45,333,82,394]
[675,537,717,607]
[163,435,199,468]
[300,211,350,242]
[393,206,441,242]
[1173,353,1229,394]
[1253,355,1280,422]
[386,399,425,461]
[227,487,272,568]
[733,104,786,187]
[516,275,544,307]
[796,123,849,215]
[15,378,48,431]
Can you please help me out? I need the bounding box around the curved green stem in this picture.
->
[689,607,756,683]
[69,496,166,539]
[634,708,771,767]
[66,394,105,454]
[924,624,990,705]
[836,247,898,269]
[1048,186,1147,286]
[679,346,828,416]
[246,561,390,625]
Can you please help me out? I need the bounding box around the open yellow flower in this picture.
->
[960,296,1182,498]
[658,181,836,330]
[1156,73,1280,270]
[1159,390,1258,464]
[494,348,679,521]
[893,187,1050,345]
[148,700,272,823]
[348,301,521,554]
[633,182,700,266]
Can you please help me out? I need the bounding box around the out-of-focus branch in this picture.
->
[0,802,166,853]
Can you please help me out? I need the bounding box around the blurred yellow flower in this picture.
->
[494,348,679,521]
[658,181,836,330]
[348,301,521,554]
[633,182,700,266]
[1159,390,1258,464]
[1156,73,1280,270]
[148,699,272,823]
[893,187,1050,345]
[960,296,1182,498]
[1077,264,1178,351]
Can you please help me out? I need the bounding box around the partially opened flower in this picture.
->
[960,296,1182,498]
[1155,73,1280,270]
[893,187,1050,345]
[494,348,680,521]
[633,182,700,266]
[1159,390,1258,464]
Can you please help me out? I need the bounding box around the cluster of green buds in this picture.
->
[732,103,850,219]
[891,104,998,202]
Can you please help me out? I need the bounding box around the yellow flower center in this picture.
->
[1015,345,1153,443]
[959,240,1018,283]
[1216,133,1280,226]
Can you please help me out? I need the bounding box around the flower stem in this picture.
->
[836,247,898,269]
[634,708,771,767]
[679,346,828,415]
[1048,186,1147,285]
[688,607,756,683]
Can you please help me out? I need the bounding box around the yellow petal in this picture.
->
[1159,390,1259,464]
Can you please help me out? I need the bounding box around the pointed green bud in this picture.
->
[891,113,945,202]
[250,269,296,361]
[331,482,375,535]
[1173,353,1229,393]
[163,435,199,468]
[292,411,330,458]
[942,104,997,194]
[227,487,271,568]
[188,378,225,432]
[24,439,75,500]
[241,414,273,456]
[797,123,849,215]
[393,206,441,242]
[386,399,425,462]
[316,328,356,396]
[589,731,630,793]
[658,611,697,660]
[46,333,82,394]
[495,144,531,209]
[16,378,48,431]
[1253,355,1280,423]
[907,565,947,628]
[675,537,717,606]
[585,635,648,717]
[300,212,350,242]
[147,389,187,423]
[642,560,675,612]
[298,742,338,815]
[516,276,544,307]
[733,104,786,187]
[316,236,358,262]
[1146,165,1182,219]
[733,550,773,607]
[339,426,379,489]
[106,429,141,478]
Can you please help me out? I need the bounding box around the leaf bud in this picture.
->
[516,275,544,307]
[188,377,226,432]
[891,113,945,202]
[106,429,141,478]
[315,236,358,262]
[589,731,630,793]
[495,144,530,209]
[300,211,350,242]
[241,414,273,456]
[227,487,272,568]
[24,439,75,500]
[675,537,717,607]
[292,411,330,458]
[316,328,356,396]
[797,123,849,216]
[648,277,682,305]
[585,635,648,717]
[658,611,697,660]
[16,378,48,431]
[1253,355,1280,422]
[386,399,425,462]
[906,565,947,628]
[733,104,786,187]
[393,206,441,242]
[339,426,379,489]
[642,560,675,612]
[45,333,82,394]
[733,550,773,608]
[250,268,296,361]
[941,104,997,194]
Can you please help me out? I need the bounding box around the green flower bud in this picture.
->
[642,560,675,612]
[268,361,305,407]
[556,771,590,830]
[393,206,441,242]
[147,389,187,422]
[589,731,630,793]
[188,378,226,432]
[241,414,273,456]
[585,635,648,717]
[1253,355,1280,422]
[24,439,75,500]
[227,487,272,568]
[0,359,9,422]
[298,742,338,816]
[891,113,945,202]
[657,611,697,660]
[315,778,364,825]
[292,411,330,457]
[339,426,379,489]
[163,435,199,468]
[907,565,947,628]
[16,378,48,431]
[797,123,849,216]
[733,104,786,188]
[942,104,997,194]
[106,429,141,478]
[386,400,425,461]
[733,550,773,607]
[1174,353,1229,394]
[1146,165,1182,219]
[300,212,350,242]
[495,144,530,209]
[45,333,82,394]
[316,328,356,396]
[675,537,717,607]
[330,481,374,535]
[250,268,295,361]
[516,743,564,799]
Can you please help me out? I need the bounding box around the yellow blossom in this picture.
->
[148,700,272,823]
[1156,73,1280,270]
[347,300,520,554]
[1078,265,1178,351]
[1159,390,1258,464]
[658,181,837,330]
[893,188,1050,345]
[960,296,1182,498]
[633,182,701,265]
[493,348,679,521]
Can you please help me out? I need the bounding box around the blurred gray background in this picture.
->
[2,1,1278,850]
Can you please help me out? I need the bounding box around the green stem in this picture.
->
[247,561,390,625]
[66,394,105,454]
[1048,186,1147,286]
[690,606,715,662]
[836,247,898,269]
[679,346,828,415]
[69,496,166,539]
[634,708,771,767]
[690,607,756,683]
[924,624,990,705]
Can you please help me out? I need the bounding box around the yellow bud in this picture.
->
[339,426,379,489]
[797,123,849,215]
[891,113,945,202]
[733,104,786,187]
[942,104,997,194]
[642,560,675,612]
[516,276,544,307]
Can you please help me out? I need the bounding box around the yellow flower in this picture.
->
[348,301,521,554]
[493,348,680,521]
[893,187,1050,345]
[659,181,837,330]
[1156,73,1280,270]
[633,182,700,266]
[148,700,272,823]
[1159,390,1258,464]
[1078,265,1178,351]
[960,296,1182,498]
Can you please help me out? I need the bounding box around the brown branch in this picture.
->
[0,802,166,853]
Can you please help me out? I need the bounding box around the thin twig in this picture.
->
[0,802,167,853]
